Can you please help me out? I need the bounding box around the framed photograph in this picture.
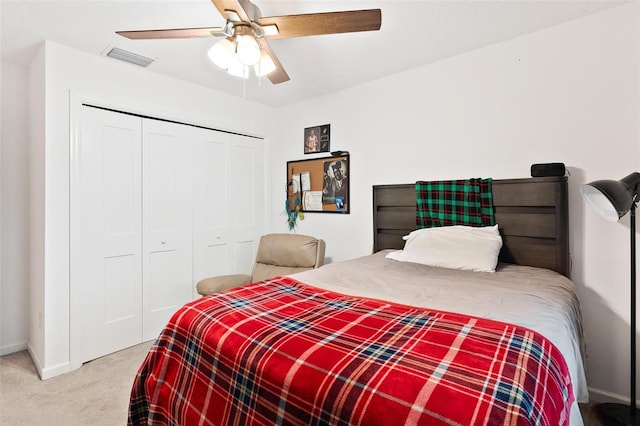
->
[287,154,349,214]
[304,124,330,154]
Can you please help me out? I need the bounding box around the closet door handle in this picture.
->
[161,240,167,245]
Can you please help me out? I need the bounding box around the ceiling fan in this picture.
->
[116,0,382,84]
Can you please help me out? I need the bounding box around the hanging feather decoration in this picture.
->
[285,197,302,230]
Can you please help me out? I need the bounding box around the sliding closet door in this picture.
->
[230,134,265,273]
[192,131,265,289]
[74,106,264,363]
[142,119,193,341]
[75,106,143,363]
[192,128,232,288]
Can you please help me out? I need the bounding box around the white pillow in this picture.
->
[385,225,503,272]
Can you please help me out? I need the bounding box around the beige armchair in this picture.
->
[196,233,326,296]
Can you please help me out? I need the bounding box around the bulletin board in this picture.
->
[287,155,349,213]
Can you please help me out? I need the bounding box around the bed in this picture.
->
[128,176,587,425]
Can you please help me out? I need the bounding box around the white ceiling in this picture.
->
[1,0,627,107]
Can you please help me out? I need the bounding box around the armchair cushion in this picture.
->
[196,274,251,296]
[255,234,324,268]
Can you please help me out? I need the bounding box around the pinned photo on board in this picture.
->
[322,159,347,204]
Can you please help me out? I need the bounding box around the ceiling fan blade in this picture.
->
[256,38,289,84]
[257,9,381,40]
[210,0,250,21]
[117,27,226,40]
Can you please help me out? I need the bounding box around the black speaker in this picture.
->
[531,163,565,177]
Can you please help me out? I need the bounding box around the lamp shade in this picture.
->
[254,50,276,77]
[581,172,640,222]
[208,38,235,69]
[236,34,261,66]
[227,55,249,78]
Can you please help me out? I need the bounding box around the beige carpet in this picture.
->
[0,342,152,426]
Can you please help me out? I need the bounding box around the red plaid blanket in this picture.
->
[128,277,573,426]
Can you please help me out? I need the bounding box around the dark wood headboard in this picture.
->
[372,176,570,277]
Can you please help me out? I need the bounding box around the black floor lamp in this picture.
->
[582,172,640,426]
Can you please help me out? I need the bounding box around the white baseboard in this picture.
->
[26,342,72,380]
[40,362,72,380]
[27,342,44,378]
[588,386,638,405]
[0,340,28,356]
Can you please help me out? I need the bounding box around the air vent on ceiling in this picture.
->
[105,47,155,67]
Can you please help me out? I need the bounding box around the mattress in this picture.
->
[292,250,588,425]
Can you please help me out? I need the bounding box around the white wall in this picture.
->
[0,63,30,355]
[27,46,46,365]
[271,3,639,403]
[22,40,276,378]
[1,0,638,403]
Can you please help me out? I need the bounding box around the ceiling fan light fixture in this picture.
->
[254,50,276,77]
[227,55,249,78]
[236,34,261,66]
[208,38,235,69]
[117,1,382,86]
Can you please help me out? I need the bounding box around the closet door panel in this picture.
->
[193,132,264,288]
[103,256,137,322]
[142,119,193,341]
[230,135,265,274]
[204,139,230,232]
[233,241,256,274]
[204,245,230,279]
[192,128,232,290]
[76,106,142,363]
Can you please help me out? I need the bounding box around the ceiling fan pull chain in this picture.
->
[257,61,262,87]
[243,68,246,98]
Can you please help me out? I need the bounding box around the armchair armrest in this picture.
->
[196,274,251,296]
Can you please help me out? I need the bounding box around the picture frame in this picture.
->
[304,124,330,154]
[287,154,349,214]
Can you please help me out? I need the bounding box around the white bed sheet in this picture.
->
[291,250,588,426]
